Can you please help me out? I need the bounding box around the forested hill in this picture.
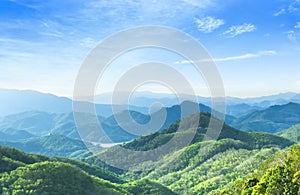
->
[123,112,293,151]
[0,146,176,195]
[86,112,293,194]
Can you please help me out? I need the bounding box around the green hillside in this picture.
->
[87,112,293,194]
[0,146,176,195]
[0,161,125,195]
[278,123,300,143]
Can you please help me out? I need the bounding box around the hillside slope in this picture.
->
[0,146,176,195]
[278,123,300,143]
[90,112,293,194]
[219,143,300,194]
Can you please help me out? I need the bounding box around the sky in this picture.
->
[0,0,300,98]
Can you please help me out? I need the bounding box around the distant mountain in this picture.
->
[230,102,300,133]
[278,124,300,143]
[0,89,72,116]
[0,100,235,144]
[226,92,300,106]
[226,103,262,117]
[100,101,234,140]
[0,129,35,141]
[0,111,62,136]
[2,88,300,118]
[152,101,235,129]
[0,111,136,143]
[0,88,148,117]
[94,91,300,107]
[104,110,150,127]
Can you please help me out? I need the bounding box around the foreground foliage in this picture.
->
[218,143,300,194]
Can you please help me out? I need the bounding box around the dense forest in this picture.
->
[0,146,176,195]
[2,142,300,194]
[218,144,300,194]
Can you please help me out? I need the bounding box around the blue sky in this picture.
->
[0,0,300,97]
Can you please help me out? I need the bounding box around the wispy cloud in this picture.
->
[80,37,97,48]
[38,20,66,38]
[289,0,300,12]
[174,50,277,64]
[81,0,207,24]
[0,38,33,45]
[273,8,286,16]
[273,0,300,15]
[9,0,42,9]
[285,30,297,42]
[183,0,214,8]
[39,32,64,38]
[295,22,300,28]
[194,16,224,33]
[211,50,276,62]
[0,49,35,58]
[223,23,256,37]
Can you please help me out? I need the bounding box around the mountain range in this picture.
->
[0,99,231,143]
[1,88,300,194]
[2,88,300,117]
[229,102,300,133]
[94,90,300,108]
[1,88,300,157]
[0,89,148,117]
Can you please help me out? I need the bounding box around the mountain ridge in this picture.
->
[229,102,300,133]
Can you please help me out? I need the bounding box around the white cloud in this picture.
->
[273,8,286,16]
[223,23,256,37]
[285,31,297,42]
[174,50,277,64]
[195,16,224,33]
[295,22,300,28]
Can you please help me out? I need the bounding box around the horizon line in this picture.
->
[0,87,299,100]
